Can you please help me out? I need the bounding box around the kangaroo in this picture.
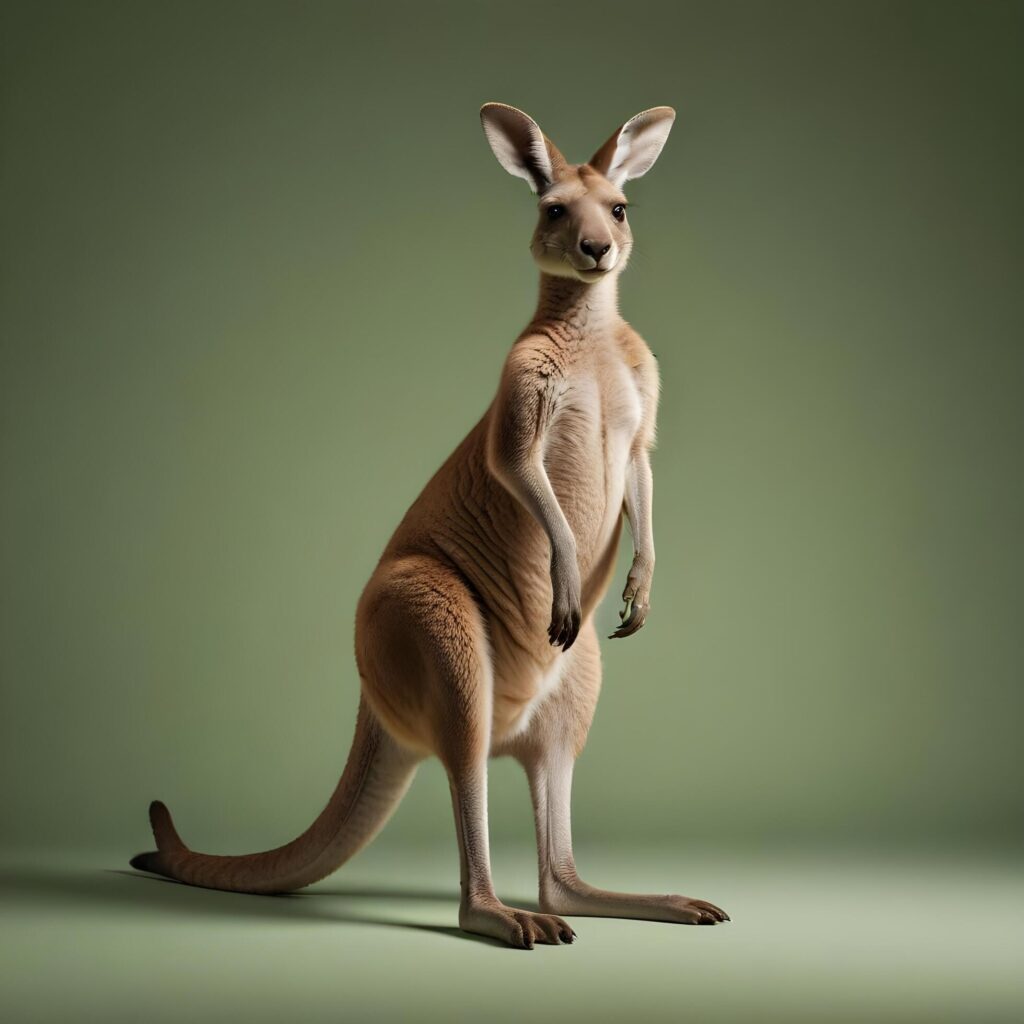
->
[130,102,729,947]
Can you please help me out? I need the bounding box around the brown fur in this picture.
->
[130,103,729,946]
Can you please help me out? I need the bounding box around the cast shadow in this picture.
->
[314,880,541,912]
[0,861,538,948]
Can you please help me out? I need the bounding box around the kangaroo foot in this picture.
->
[460,896,576,949]
[542,881,730,924]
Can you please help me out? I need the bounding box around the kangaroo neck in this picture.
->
[529,272,621,344]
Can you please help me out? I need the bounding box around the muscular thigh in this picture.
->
[355,554,492,765]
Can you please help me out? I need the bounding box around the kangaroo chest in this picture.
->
[544,355,644,569]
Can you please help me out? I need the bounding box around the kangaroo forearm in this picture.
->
[624,451,655,563]
[492,455,577,565]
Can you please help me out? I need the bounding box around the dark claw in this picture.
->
[562,612,580,650]
[549,610,580,651]
[608,603,648,639]
[703,902,730,922]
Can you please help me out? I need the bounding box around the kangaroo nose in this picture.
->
[580,239,611,262]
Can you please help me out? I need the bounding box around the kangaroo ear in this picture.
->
[480,103,567,194]
[588,107,676,187]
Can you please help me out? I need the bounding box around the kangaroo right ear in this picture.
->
[588,107,676,187]
[480,103,566,194]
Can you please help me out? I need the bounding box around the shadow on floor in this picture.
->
[314,881,541,911]
[0,862,537,947]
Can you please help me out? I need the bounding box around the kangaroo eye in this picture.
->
[546,204,566,221]
[612,204,626,222]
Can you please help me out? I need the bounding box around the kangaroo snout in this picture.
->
[580,238,612,263]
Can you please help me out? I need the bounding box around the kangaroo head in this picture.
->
[480,102,675,284]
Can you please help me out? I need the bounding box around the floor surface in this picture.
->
[3,844,1022,1022]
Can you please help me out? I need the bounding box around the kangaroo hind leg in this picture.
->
[359,555,575,948]
[515,622,730,925]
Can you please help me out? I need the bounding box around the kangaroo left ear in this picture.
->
[480,102,568,194]
[588,107,676,187]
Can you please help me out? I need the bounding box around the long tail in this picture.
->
[129,697,419,894]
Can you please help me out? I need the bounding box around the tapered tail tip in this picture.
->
[130,799,187,876]
[148,799,167,829]
[129,850,162,873]
[148,799,187,853]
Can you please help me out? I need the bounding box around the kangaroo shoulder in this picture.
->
[504,332,571,386]
[488,335,567,464]
[617,323,659,391]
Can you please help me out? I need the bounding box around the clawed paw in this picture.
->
[548,607,581,651]
[665,895,731,924]
[549,556,582,651]
[461,902,577,949]
[608,595,649,639]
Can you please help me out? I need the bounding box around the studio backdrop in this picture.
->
[1,0,1021,858]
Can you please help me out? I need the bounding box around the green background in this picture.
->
[2,0,1021,852]
[1,2,1022,1020]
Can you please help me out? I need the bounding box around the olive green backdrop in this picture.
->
[2,0,1021,859]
